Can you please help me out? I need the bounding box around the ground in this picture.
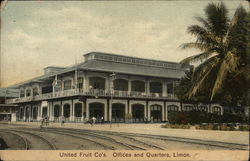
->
[0,122,248,150]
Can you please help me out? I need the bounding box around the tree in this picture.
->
[180,2,249,105]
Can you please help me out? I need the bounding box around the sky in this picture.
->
[0,0,248,87]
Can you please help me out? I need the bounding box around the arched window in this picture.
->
[77,77,83,89]
[20,89,25,97]
[63,104,70,118]
[114,79,128,91]
[131,80,145,92]
[150,104,162,122]
[26,89,31,97]
[167,105,179,111]
[89,77,105,90]
[74,103,82,117]
[182,105,194,111]
[54,105,60,117]
[64,80,72,90]
[150,82,162,93]
[212,106,221,115]
[33,87,39,96]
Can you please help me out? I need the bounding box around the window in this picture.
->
[33,87,39,96]
[77,77,83,89]
[64,80,72,90]
[212,106,221,115]
[114,79,128,91]
[20,89,25,97]
[182,105,193,111]
[89,77,105,89]
[168,105,179,111]
[150,82,162,93]
[26,89,31,97]
[167,83,173,94]
[131,80,145,92]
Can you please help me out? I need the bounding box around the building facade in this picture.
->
[6,52,223,123]
[0,89,19,122]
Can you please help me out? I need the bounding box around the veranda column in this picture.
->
[220,107,223,115]
[104,102,108,121]
[83,74,89,92]
[162,105,165,121]
[86,102,89,121]
[147,104,151,120]
[128,80,131,95]
[70,103,73,122]
[165,104,168,121]
[72,103,75,122]
[37,105,42,121]
[109,101,112,122]
[61,104,64,120]
[162,82,167,97]
[50,104,54,121]
[146,80,150,95]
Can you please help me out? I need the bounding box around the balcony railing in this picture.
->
[6,89,178,104]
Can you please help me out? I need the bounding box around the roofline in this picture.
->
[6,52,186,88]
[84,51,181,65]
[43,66,66,69]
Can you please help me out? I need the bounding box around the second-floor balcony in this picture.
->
[6,89,178,104]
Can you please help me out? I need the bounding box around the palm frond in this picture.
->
[210,50,239,100]
[188,57,220,99]
[195,16,212,31]
[187,25,220,47]
[180,48,217,64]
[180,42,207,50]
[205,2,230,38]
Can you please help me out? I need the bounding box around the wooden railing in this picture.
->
[6,89,178,104]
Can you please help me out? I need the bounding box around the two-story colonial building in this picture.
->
[6,52,223,123]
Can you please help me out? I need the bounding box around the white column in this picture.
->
[128,80,131,94]
[165,106,168,121]
[86,103,89,121]
[24,88,27,98]
[104,102,108,121]
[162,106,165,121]
[70,103,73,122]
[83,74,89,91]
[129,103,132,115]
[105,77,110,93]
[125,103,128,114]
[146,80,150,95]
[37,105,42,121]
[109,102,112,122]
[220,107,223,115]
[72,103,75,122]
[61,104,64,117]
[144,105,147,119]
[147,104,151,120]
[162,82,167,97]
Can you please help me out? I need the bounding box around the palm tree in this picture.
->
[180,2,249,103]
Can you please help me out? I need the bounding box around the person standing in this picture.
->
[100,116,104,124]
[61,116,65,126]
